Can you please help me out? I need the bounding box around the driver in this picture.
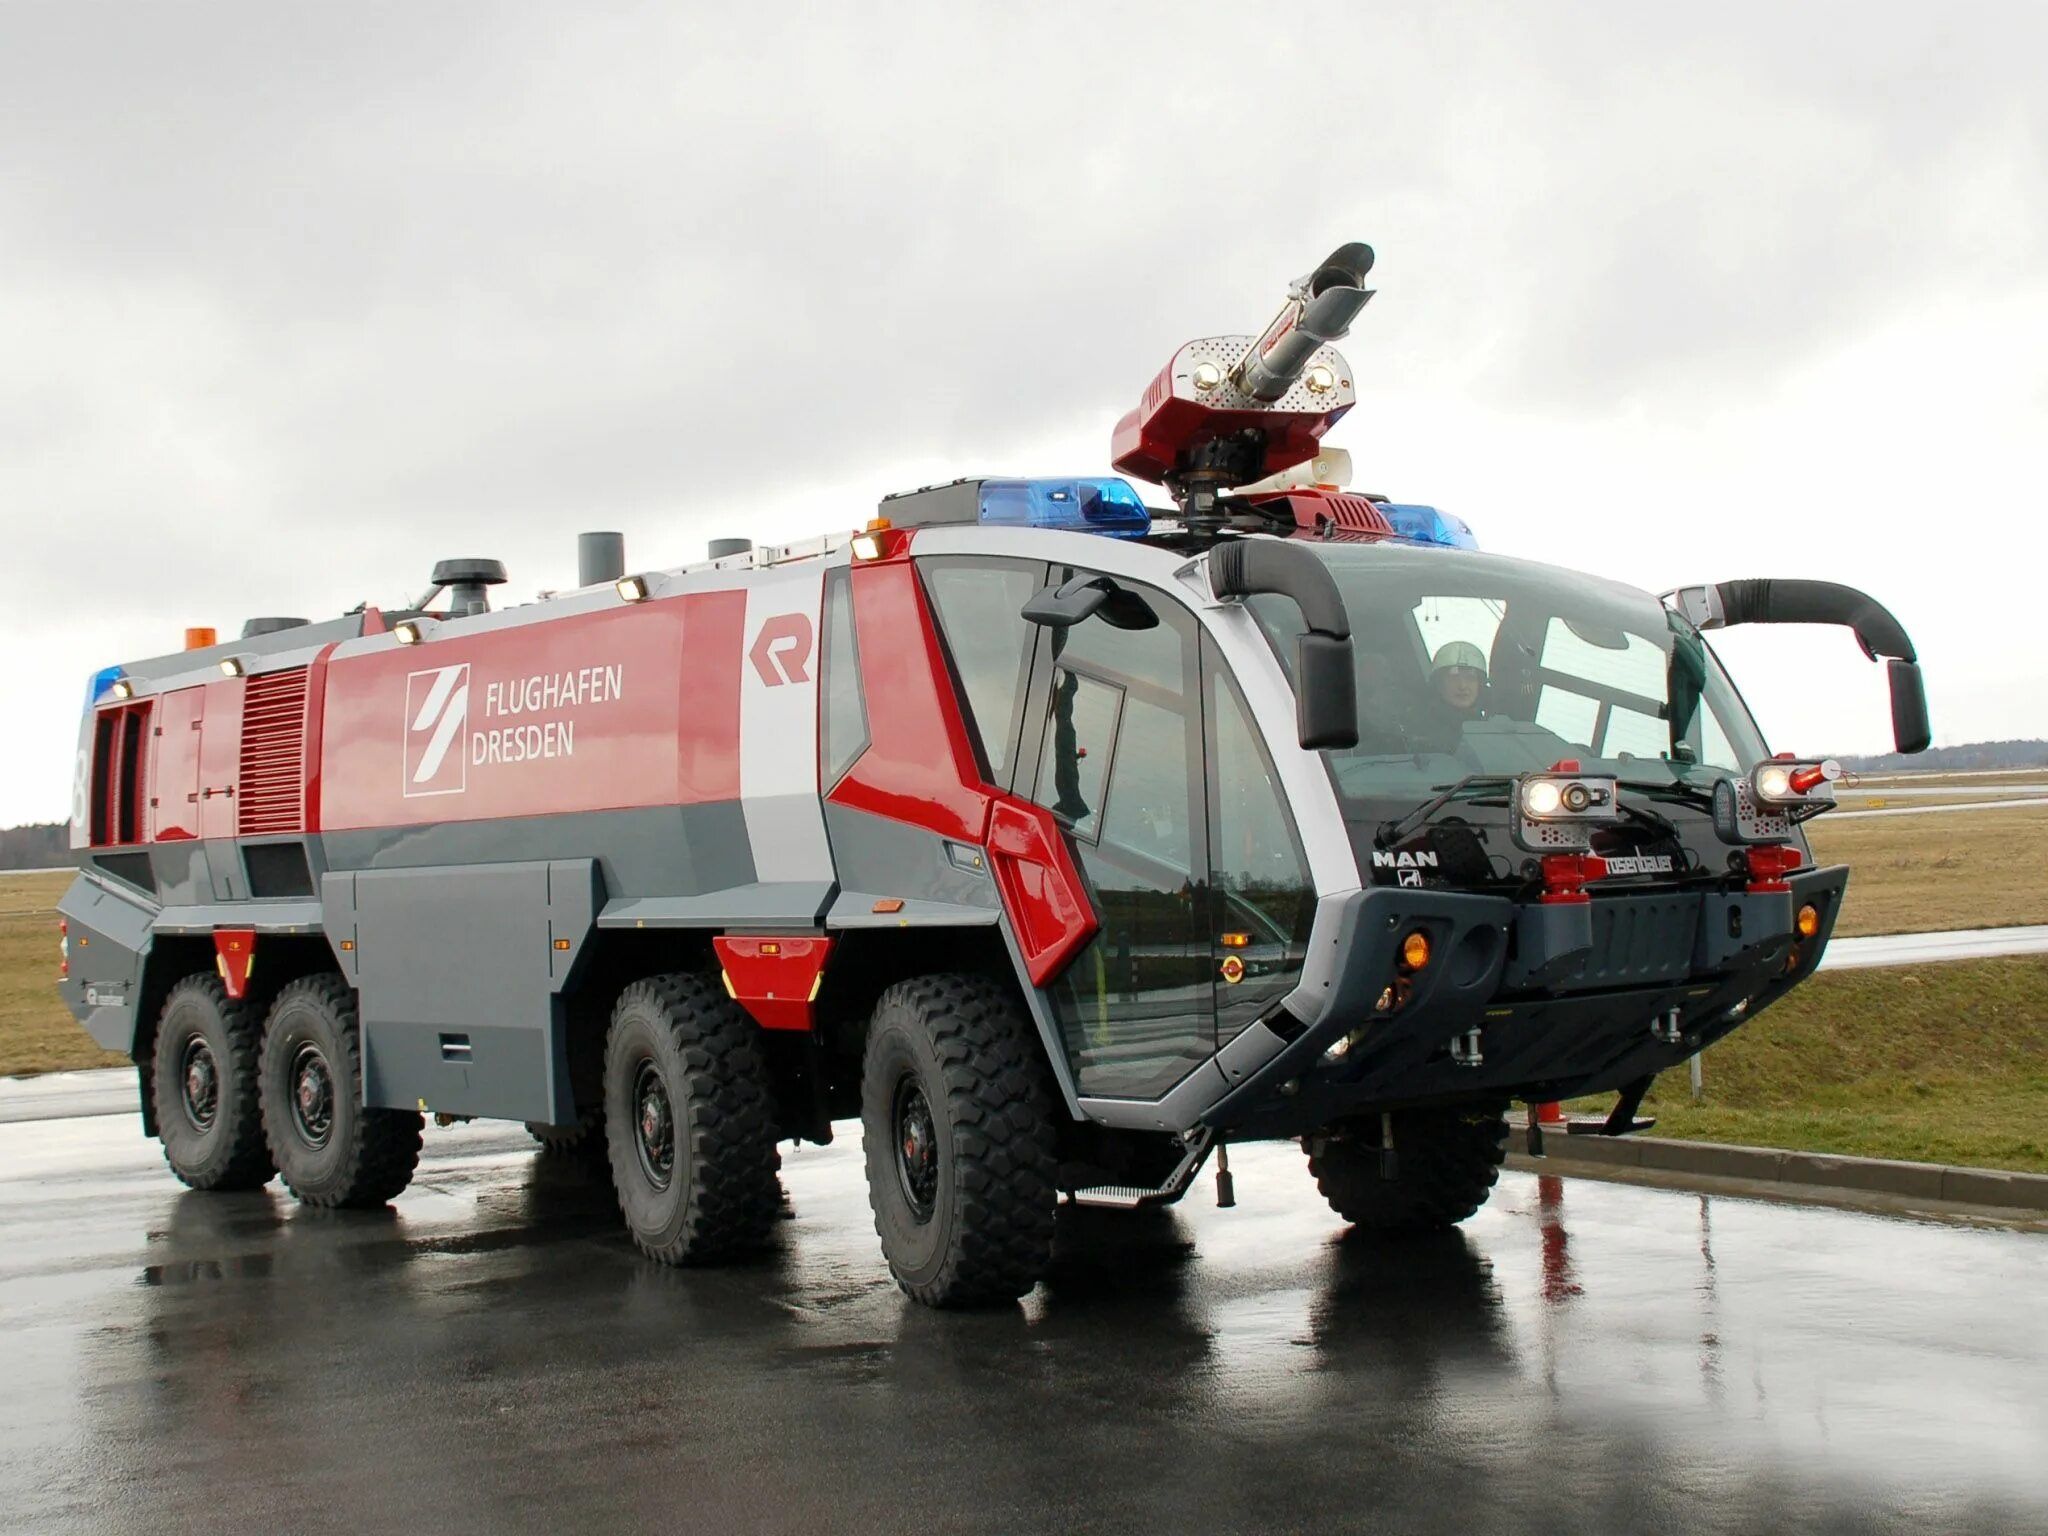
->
[1425,640,1489,745]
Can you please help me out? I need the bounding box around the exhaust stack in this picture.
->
[578,532,626,587]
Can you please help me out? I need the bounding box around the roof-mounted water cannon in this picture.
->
[1111,243,1375,534]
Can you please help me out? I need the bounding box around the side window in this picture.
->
[1206,643,1314,1045]
[820,567,868,786]
[919,557,1044,787]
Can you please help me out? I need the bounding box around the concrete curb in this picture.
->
[1517,1131,2048,1212]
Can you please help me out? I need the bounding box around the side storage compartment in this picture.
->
[323,859,602,1124]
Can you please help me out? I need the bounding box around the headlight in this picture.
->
[1511,762,1621,853]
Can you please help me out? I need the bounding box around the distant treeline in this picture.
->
[0,823,68,870]
[1838,739,2048,774]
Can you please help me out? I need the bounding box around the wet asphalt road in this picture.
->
[3,1108,2045,1535]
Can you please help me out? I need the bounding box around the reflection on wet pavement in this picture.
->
[2,1115,2043,1533]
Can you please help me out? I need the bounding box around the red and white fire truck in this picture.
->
[57,244,1929,1305]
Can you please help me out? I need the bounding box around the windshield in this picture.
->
[1248,542,1769,810]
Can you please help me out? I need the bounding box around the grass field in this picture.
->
[5,804,2043,1172]
[1807,806,2048,935]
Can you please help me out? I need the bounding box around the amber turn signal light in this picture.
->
[1796,903,1820,938]
[1399,930,1431,972]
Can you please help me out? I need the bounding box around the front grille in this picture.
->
[1583,894,1701,986]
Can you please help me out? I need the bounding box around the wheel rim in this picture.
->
[633,1060,675,1191]
[289,1042,335,1149]
[178,1036,219,1132]
[892,1075,938,1222]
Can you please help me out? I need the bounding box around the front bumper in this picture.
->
[1204,865,1848,1139]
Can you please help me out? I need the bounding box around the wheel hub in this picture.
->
[179,1037,218,1132]
[633,1061,675,1190]
[893,1078,938,1222]
[289,1042,334,1149]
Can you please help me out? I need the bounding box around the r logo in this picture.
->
[404,664,470,796]
[748,614,814,687]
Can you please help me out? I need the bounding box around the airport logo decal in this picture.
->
[404,664,471,797]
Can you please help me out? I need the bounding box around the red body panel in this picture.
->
[714,935,833,1031]
[197,678,244,844]
[147,687,205,843]
[319,595,746,831]
[828,558,990,843]
[830,545,1097,981]
[213,929,256,1001]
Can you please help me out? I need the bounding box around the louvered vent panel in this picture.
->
[238,667,310,835]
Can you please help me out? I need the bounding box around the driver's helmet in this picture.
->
[1430,640,1488,681]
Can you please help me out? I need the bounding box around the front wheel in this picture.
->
[860,974,1057,1307]
[1305,1104,1508,1230]
[602,974,781,1265]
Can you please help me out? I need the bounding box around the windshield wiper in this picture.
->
[1376,776,1514,848]
[1615,777,1720,813]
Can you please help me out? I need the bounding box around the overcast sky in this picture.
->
[3,2,2043,826]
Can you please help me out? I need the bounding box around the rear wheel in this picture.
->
[259,975,423,1208]
[150,975,274,1191]
[1305,1104,1508,1230]
[860,974,1057,1307]
[602,974,781,1265]
[526,1109,606,1160]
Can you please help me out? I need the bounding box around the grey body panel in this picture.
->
[152,901,324,935]
[148,844,214,907]
[320,803,755,901]
[819,802,1003,914]
[601,883,834,929]
[325,860,600,1124]
[56,874,158,1053]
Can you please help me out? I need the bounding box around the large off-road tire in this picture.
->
[860,974,1057,1308]
[258,975,423,1209]
[1306,1104,1509,1230]
[150,974,275,1191]
[526,1109,606,1160]
[602,973,781,1265]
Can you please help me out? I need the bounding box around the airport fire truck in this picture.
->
[56,243,1930,1306]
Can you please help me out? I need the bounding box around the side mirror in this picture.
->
[1207,539,1359,751]
[1021,576,1108,629]
[1888,659,1931,755]
[1022,576,1158,631]
[1671,577,1931,755]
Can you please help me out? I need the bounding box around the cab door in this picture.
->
[1016,573,1214,1101]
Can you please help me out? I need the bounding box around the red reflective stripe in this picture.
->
[713,935,832,1032]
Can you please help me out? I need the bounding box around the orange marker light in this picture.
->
[1221,932,1250,949]
[553,938,571,951]
[872,898,905,914]
[1796,904,1820,938]
[1400,931,1431,971]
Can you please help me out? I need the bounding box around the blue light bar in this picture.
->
[977,478,1152,539]
[86,665,124,706]
[1381,503,1479,550]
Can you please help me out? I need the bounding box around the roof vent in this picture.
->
[241,616,311,638]
[430,558,508,617]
